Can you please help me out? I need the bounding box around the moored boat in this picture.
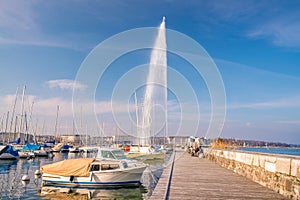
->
[18,142,41,159]
[51,143,64,152]
[69,146,80,153]
[40,157,147,187]
[0,145,19,160]
[18,151,35,159]
[60,144,70,152]
[34,148,50,157]
[124,145,158,154]
[79,146,98,153]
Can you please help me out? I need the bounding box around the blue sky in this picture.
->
[0,0,300,144]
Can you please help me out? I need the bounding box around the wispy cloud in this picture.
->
[206,1,300,48]
[229,97,300,110]
[214,57,300,80]
[207,0,261,22]
[0,1,37,31]
[0,94,135,117]
[277,120,300,125]
[0,1,88,50]
[248,17,300,48]
[46,79,87,91]
[0,36,71,48]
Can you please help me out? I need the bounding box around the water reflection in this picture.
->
[0,160,17,174]
[0,160,24,199]
[40,186,147,199]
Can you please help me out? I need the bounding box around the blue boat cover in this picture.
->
[23,142,40,151]
[15,138,21,144]
[5,145,19,157]
[62,144,70,149]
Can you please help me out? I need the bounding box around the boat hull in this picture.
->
[18,151,35,159]
[0,145,19,160]
[34,150,50,157]
[42,179,141,187]
[42,166,146,188]
[0,153,19,160]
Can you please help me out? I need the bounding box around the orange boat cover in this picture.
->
[41,158,95,177]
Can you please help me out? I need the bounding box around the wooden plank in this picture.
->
[151,151,287,200]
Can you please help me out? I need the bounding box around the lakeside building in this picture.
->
[1,131,208,148]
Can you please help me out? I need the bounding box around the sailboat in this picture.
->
[0,145,19,160]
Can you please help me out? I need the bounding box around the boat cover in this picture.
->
[3,145,19,157]
[62,144,70,150]
[0,145,9,155]
[23,142,40,151]
[41,158,95,177]
[51,143,64,151]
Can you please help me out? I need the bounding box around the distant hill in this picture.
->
[211,138,298,148]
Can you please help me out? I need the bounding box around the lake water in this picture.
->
[239,147,300,156]
[0,152,167,199]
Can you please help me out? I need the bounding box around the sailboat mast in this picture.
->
[0,113,5,143]
[101,122,104,147]
[72,120,75,135]
[41,119,45,139]
[19,85,26,142]
[28,101,34,134]
[9,87,19,138]
[13,116,18,142]
[24,112,29,142]
[134,91,139,146]
[85,124,88,146]
[80,106,83,145]
[33,119,38,144]
[4,111,9,143]
[54,105,59,143]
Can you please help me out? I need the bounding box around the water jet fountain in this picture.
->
[139,17,167,146]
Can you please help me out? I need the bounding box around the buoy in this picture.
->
[34,170,41,175]
[21,180,29,186]
[22,175,30,181]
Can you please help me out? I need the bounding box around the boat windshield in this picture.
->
[99,149,127,160]
[101,150,114,159]
[111,150,126,160]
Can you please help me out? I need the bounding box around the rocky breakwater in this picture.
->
[207,149,300,199]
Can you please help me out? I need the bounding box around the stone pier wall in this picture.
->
[207,149,300,199]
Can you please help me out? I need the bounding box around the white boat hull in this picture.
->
[0,145,19,160]
[0,152,19,160]
[18,151,35,158]
[42,165,146,187]
[34,150,49,157]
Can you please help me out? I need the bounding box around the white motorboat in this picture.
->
[34,149,50,157]
[41,157,147,187]
[18,150,35,159]
[69,146,80,153]
[51,143,64,152]
[125,145,157,154]
[0,145,19,160]
[79,146,98,153]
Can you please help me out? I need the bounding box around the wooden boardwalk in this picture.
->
[151,151,287,200]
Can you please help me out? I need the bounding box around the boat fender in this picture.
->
[90,173,93,182]
[22,175,30,181]
[34,170,41,175]
[70,175,74,182]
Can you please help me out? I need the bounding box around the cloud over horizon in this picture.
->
[46,79,87,91]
